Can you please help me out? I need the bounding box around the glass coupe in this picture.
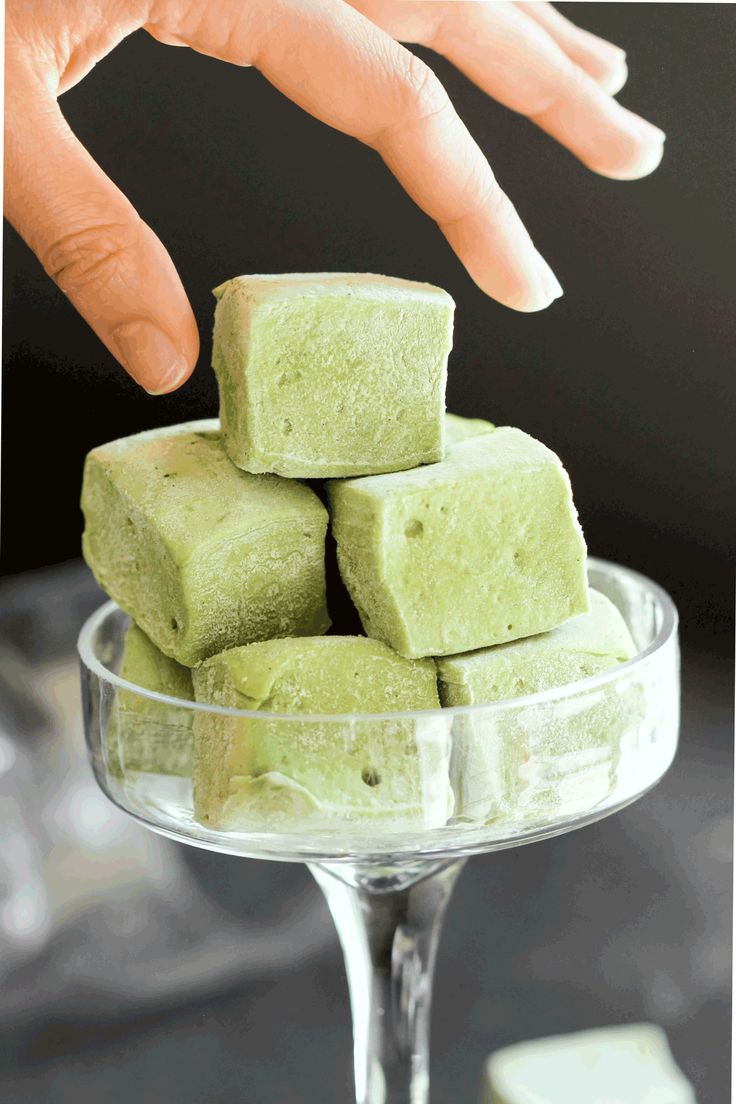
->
[78,558,679,1104]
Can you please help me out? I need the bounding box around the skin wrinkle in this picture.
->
[42,217,144,290]
[147,0,258,63]
[365,51,452,148]
[381,121,497,229]
[529,62,607,130]
[37,170,135,227]
[5,39,57,94]
[439,180,518,238]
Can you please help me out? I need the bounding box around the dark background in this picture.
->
[1,4,732,1102]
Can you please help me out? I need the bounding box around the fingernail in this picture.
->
[587,35,626,67]
[624,110,666,145]
[146,361,192,396]
[112,320,189,394]
[604,59,629,97]
[510,254,563,312]
[535,251,564,302]
[596,41,627,66]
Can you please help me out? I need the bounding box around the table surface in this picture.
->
[0,561,730,1104]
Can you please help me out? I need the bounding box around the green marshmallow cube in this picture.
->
[212,273,454,478]
[444,412,495,445]
[192,636,451,829]
[81,420,329,666]
[437,590,636,706]
[438,590,637,822]
[108,622,194,777]
[329,427,589,660]
[484,1025,695,1104]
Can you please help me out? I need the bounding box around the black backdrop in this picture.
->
[2,4,733,655]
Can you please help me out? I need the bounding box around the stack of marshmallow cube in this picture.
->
[81,273,635,829]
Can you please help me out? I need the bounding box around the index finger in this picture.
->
[147,0,562,311]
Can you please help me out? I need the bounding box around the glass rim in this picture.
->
[76,556,677,723]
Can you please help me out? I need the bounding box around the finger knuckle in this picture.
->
[441,176,514,233]
[42,217,141,293]
[564,60,597,100]
[533,60,594,119]
[483,182,516,225]
[398,52,450,126]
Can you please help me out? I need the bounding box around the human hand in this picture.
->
[5,1,664,394]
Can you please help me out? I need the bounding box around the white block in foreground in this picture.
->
[484,1024,695,1104]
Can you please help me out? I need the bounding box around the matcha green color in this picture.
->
[212,273,454,478]
[437,590,635,706]
[444,412,495,445]
[328,427,589,660]
[192,636,451,829]
[484,1025,695,1104]
[81,420,329,666]
[439,590,638,823]
[108,622,194,777]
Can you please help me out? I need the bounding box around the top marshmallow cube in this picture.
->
[212,273,454,478]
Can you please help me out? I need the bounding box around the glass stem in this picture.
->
[310,859,466,1104]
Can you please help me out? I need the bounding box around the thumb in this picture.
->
[5,74,198,393]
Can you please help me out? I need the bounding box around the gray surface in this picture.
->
[0,562,730,1103]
